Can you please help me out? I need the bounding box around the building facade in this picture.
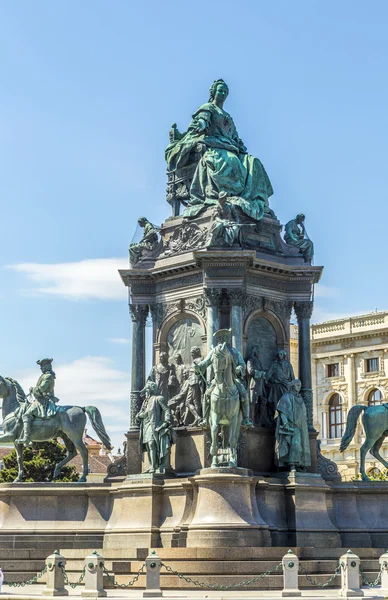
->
[307,311,388,480]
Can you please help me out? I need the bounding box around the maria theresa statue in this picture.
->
[165,79,273,221]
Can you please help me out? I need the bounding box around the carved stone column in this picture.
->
[204,289,221,353]
[347,353,356,410]
[229,290,245,355]
[294,301,314,431]
[129,303,149,427]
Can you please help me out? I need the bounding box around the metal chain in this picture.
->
[299,563,342,588]
[359,566,382,588]
[60,565,85,589]
[4,565,48,587]
[103,563,145,588]
[161,561,282,590]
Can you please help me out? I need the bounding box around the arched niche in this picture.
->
[244,311,286,370]
[158,313,205,365]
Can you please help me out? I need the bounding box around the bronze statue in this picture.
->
[246,346,266,425]
[17,359,59,445]
[195,329,252,468]
[166,79,273,221]
[284,214,314,262]
[147,352,177,402]
[0,373,112,482]
[129,217,159,266]
[137,381,176,474]
[207,192,240,247]
[169,366,202,427]
[266,349,295,425]
[275,379,311,470]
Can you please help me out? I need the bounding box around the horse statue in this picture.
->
[340,402,388,481]
[196,329,252,468]
[0,375,113,482]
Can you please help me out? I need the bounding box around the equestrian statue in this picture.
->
[0,358,112,482]
[195,328,253,468]
[340,401,388,481]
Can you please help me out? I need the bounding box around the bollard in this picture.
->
[81,550,107,598]
[42,550,69,597]
[282,550,301,597]
[379,550,388,591]
[143,550,162,598]
[338,550,364,598]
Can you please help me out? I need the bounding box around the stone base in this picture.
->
[2,477,388,550]
[184,467,271,547]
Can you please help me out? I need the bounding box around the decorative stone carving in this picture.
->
[129,304,149,324]
[316,439,341,481]
[185,295,207,322]
[105,452,127,480]
[149,301,182,329]
[204,288,223,306]
[228,290,246,307]
[244,295,264,316]
[129,218,160,266]
[264,298,293,320]
[161,221,207,257]
[294,301,314,320]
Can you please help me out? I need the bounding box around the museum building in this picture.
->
[291,310,388,480]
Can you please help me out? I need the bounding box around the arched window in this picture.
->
[328,393,345,439]
[368,388,383,406]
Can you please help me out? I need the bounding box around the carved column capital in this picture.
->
[228,290,246,307]
[129,303,149,325]
[294,300,314,321]
[204,288,222,307]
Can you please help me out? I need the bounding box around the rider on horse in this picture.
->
[200,329,253,428]
[16,358,60,445]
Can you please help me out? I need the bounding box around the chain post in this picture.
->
[281,550,301,597]
[42,550,69,597]
[339,550,364,598]
[81,550,107,598]
[379,550,388,591]
[143,550,162,598]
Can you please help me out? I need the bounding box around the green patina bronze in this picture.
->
[340,403,388,481]
[166,79,273,220]
[284,213,314,262]
[0,362,113,482]
[129,217,159,266]
[274,378,311,470]
[195,328,253,469]
[136,380,176,474]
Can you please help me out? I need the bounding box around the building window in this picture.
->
[328,393,345,439]
[368,388,383,406]
[366,357,379,373]
[327,363,340,378]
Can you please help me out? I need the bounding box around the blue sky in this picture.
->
[1,1,388,450]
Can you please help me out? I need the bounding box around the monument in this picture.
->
[110,78,345,549]
[4,79,388,560]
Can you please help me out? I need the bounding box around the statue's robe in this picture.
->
[275,391,311,468]
[166,102,273,220]
[137,395,176,462]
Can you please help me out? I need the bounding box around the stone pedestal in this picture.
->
[282,472,341,547]
[185,467,271,547]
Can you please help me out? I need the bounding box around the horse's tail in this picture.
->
[84,406,113,451]
[340,405,366,452]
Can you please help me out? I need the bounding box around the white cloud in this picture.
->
[14,356,130,450]
[6,258,129,300]
[109,337,130,345]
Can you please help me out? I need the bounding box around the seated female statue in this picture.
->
[165,79,274,221]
